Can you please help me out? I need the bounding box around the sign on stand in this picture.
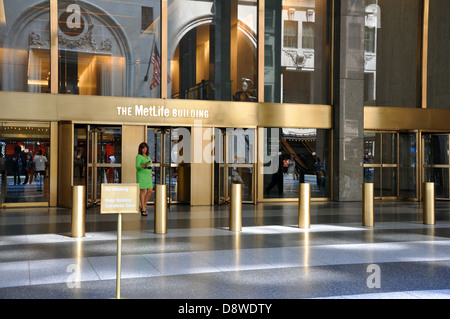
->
[101,184,139,214]
[100,183,139,299]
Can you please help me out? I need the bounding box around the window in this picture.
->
[141,6,154,32]
[364,27,375,53]
[283,20,298,48]
[302,22,314,49]
[265,0,331,105]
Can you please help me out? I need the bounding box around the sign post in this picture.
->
[100,183,139,299]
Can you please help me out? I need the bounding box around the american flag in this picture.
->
[149,45,161,90]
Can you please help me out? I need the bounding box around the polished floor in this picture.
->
[0,200,449,300]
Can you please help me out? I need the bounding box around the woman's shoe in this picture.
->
[141,209,148,216]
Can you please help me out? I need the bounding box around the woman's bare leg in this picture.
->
[140,189,148,215]
[144,188,153,210]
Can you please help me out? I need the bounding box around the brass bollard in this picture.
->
[229,183,242,231]
[423,182,435,225]
[154,184,167,234]
[71,185,86,238]
[363,183,374,227]
[298,183,311,229]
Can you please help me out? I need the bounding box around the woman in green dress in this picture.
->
[136,142,153,216]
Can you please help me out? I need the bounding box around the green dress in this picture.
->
[136,154,153,189]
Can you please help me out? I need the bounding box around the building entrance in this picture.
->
[214,128,255,204]
[364,131,419,200]
[0,122,51,206]
[423,134,450,200]
[147,127,190,204]
[74,125,122,207]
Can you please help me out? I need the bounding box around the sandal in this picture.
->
[141,209,148,216]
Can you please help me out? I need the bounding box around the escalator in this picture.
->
[281,136,316,175]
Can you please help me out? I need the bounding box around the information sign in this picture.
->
[100,183,139,214]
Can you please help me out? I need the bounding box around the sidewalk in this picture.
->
[0,201,449,299]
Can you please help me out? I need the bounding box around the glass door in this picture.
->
[423,134,450,200]
[74,125,122,207]
[147,127,191,205]
[364,132,398,199]
[0,122,51,205]
[399,132,418,200]
[214,128,255,204]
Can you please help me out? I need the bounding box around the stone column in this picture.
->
[332,0,365,201]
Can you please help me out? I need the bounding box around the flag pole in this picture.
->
[144,38,155,82]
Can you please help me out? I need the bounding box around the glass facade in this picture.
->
[1,1,449,206]
[263,128,331,199]
[0,0,162,97]
[0,0,51,93]
[427,0,450,109]
[57,0,161,97]
[423,134,450,199]
[364,0,422,108]
[1,1,447,109]
[264,0,331,104]
[0,122,51,204]
[168,0,258,101]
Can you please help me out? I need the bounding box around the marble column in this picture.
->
[332,0,365,201]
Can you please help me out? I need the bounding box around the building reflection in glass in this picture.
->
[168,0,258,102]
[263,127,331,199]
[264,0,331,105]
[0,122,50,204]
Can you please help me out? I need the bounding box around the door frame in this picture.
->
[85,125,122,207]
[146,126,191,205]
[422,132,450,200]
[214,127,256,204]
[363,130,420,201]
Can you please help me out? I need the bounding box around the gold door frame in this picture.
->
[0,121,57,208]
[146,126,191,205]
[214,127,256,205]
[421,133,450,201]
[364,130,421,201]
[364,131,400,200]
[86,125,122,207]
[398,130,420,201]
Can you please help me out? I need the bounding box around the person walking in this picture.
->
[33,150,48,191]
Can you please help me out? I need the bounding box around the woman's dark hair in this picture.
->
[138,142,149,156]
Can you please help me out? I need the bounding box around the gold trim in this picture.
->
[0,92,58,121]
[50,0,58,94]
[0,92,334,129]
[1,202,49,208]
[421,0,430,109]
[161,0,168,99]
[259,103,333,128]
[330,0,335,106]
[258,0,265,103]
[364,107,450,131]
[259,198,331,203]
[49,121,58,206]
